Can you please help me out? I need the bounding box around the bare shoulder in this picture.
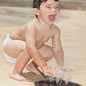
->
[25,21,37,36]
[25,20,37,46]
[10,25,25,36]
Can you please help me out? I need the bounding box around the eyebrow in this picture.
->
[45,3,59,7]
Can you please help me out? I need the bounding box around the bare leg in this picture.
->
[3,39,30,81]
[27,45,54,75]
[3,39,41,80]
[10,50,30,81]
[4,38,54,80]
[38,45,54,61]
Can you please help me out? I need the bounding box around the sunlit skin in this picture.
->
[36,0,60,26]
[3,0,64,81]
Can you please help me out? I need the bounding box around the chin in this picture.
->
[48,20,55,25]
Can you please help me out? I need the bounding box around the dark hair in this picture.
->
[33,0,59,18]
[33,0,59,9]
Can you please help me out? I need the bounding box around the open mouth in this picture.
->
[48,15,56,21]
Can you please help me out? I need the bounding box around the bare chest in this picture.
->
[36,27,55,48]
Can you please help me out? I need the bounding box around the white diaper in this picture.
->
[2,34,16,64]
[3,34,12,47]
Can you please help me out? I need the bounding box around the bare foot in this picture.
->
[10,73,26,81]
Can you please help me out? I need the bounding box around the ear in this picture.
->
[33,8,40,16]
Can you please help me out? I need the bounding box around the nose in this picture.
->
[51,8,57,14]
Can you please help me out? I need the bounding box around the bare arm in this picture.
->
[52,27,64,68]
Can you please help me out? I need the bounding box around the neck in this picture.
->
[37,18,52,30]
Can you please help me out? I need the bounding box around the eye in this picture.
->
[47,6,51,9]
[46,5,51,9]
[55,6,60,9]
[55,6,60,8]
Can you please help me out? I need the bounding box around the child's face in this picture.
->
[36,0,60,25]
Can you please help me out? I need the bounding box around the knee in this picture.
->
[39,45,54,58]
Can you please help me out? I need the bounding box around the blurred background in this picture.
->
[0,0,32,7]
[0,0,86,86]
[0,0,86,9]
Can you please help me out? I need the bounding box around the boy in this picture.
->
[3,0,64,81]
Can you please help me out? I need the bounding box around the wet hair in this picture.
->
[33,0,59,9]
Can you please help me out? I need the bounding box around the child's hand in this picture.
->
[54,67,72,84]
